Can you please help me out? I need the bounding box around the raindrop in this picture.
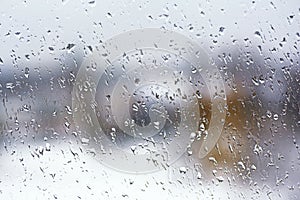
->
[132,103,139,112]
[81,137,90,144]
[107,12,113,18]
[216,176,224,182]
[250,164,257,170]
[66,43,76,51]
[219,26,225,33]
[24,67,29,78]
[196,172,202,179]
[209,157,217,164]
[65,105,72,115]
[253,144,263,155]
[25,54,30,60]
[64,121,70,129]
[266,110,272,118]
[45,143,51,151]
[237,161,246,170]
[199,123,205,131]
[191,67,197,74]
[179,167,187,174]
[130,145,137,154]
[88,0,95,6]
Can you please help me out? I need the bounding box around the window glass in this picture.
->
[0,0,299,199]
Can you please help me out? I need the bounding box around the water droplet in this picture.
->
[191,67,197,74]
[45,143,51,151]
[209,157,217,164]
[199,123,205,131]
[130,145,136,154]
[88,0,96,6]
[216,176,224,182]
[64,121,70,129]
[196,172,202,179]
[24,67,29,78]
[187,148,193,156]
[254,31,261,37]
[66,43,75,51]
[219,26,225,33]
[132,103,139,112]
[251,164,257,170]
[65,105,72,115]
[107,12,113,18]
[179,167,187,174]
[25,54,30,60]
[253,144,263,155]
[266,110,272,118]
[237,161,246,170]
[81,137,90,144]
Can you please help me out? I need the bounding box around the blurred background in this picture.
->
[0,0,299,199]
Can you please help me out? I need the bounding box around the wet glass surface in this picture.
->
[0,0,299,199]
